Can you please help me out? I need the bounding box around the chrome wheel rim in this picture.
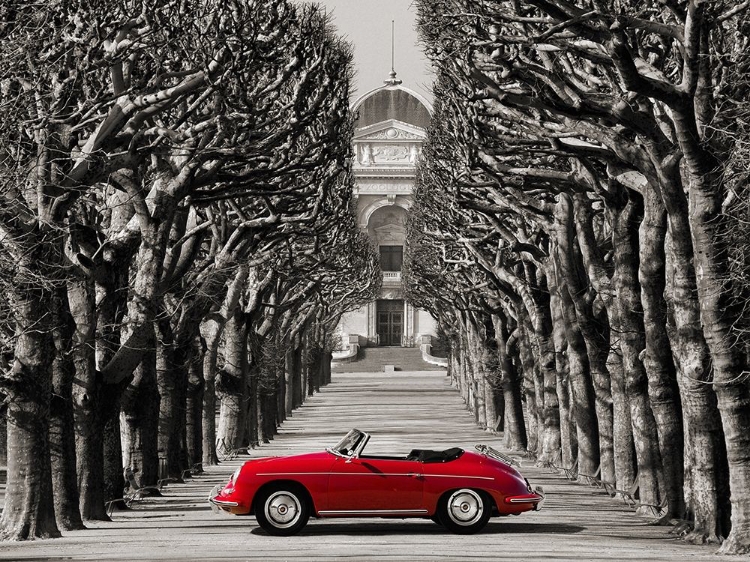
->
[447,489,483,526]
[264,491,301,528]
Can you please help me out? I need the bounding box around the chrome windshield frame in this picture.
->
[327,429,370,459]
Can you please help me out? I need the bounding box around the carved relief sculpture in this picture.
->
[381,288,404,300]
[361,143,372,165]
[409,144,419,164]
[356,183,412,194]
[363,127,422,140]
[372,145,409,162]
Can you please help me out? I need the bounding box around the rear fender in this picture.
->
[425,485,498,514]
[432,487,499,518]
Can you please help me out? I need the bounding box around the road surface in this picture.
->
[0,371,728,561]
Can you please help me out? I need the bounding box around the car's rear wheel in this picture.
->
[255,485,310,536]
[438,488,491,534]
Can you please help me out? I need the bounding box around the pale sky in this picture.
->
[311,0,435,101]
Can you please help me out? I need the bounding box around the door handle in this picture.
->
[407,473,420,478]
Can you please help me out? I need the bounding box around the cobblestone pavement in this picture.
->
[0,371,730,561]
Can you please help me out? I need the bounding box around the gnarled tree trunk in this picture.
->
[120,341,159,486]
[577,195,633,491]
[217,310,248,449]
[201,323,222,466]
[186,337,204,469]
[49,290,84,531]
[549,292,574,468]
[664,222,727,538]
[558,279,599,481]
[684,151,750,554]
[0,285,60,540]
[569,195,615,485]
[520,291,560,465]
[494,315,527,450]
[516,319,542,455]
[156,318,190,479]
[200,265,247,465]
[639,186,684,519]
[69,275,109,521]
[612,191,663,512]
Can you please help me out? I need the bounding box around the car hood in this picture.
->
[241,450,334,472]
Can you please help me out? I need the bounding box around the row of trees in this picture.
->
[407,0,750,555]
[0,0,378,541]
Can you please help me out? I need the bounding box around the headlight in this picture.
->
[229,467,241,485]
[224,467,242,494]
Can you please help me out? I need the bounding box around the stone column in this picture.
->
[404,301,413,346]
[367,301,377,346]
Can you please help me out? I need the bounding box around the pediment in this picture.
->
[374,223,406,244]
[353,119,427,141]
[374,223,406,235]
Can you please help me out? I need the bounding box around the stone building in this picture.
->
[338,71,438,347]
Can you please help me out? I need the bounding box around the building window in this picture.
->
[380,245,403,271]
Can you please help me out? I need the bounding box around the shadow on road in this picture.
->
[251,520,585,537]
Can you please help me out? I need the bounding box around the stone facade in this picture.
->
[338,73,438,348]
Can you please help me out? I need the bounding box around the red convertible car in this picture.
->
[209,429,544,535]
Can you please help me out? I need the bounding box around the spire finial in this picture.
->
[384,20,402,86]
[391,20,395,73]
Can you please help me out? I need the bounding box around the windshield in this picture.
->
[329,429,366,456]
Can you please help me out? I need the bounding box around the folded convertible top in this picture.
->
[408,447,464,463]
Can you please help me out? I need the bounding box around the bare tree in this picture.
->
[412,0,750,552]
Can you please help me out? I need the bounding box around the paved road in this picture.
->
[0,371,729,561]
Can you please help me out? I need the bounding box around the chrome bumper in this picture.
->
[533,485,545,511]
[208,484,238,514]
[209,496,239,507]
[505,485,545,510]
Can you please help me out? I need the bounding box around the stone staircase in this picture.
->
[333,346,443,372]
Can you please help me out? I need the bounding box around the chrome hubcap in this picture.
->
[265,491,301,528]
[447,489,483,526]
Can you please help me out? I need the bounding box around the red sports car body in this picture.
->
[209,429,544,535]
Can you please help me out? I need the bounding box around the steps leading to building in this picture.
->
[333,346,443,372]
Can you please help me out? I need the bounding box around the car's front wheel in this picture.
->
[255,486,310,536]
[438,488,492,534]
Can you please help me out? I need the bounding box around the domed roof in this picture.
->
[352,72,433,130]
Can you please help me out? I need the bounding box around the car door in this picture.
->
[326,457,424,513]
